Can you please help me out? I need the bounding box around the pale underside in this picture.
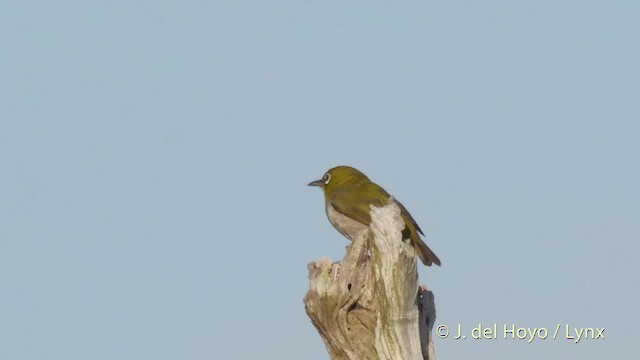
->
[325,202,368,240]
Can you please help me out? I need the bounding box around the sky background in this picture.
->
[2,1,638,359]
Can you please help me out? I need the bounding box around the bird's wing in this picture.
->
[395,199,425,236]
[330,182,389,225]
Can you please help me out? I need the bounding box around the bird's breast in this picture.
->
[325,202,369,241]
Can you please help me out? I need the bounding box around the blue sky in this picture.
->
[2,2,638,359]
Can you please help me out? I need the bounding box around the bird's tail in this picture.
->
[413,238,441,266]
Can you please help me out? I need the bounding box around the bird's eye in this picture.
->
[323,173,331,184]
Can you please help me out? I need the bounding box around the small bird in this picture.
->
[308,166,441,266]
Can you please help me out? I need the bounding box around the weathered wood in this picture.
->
[304,201,436,360]
[418,286,436,360]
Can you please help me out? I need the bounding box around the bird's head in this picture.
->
[308,166,370,195]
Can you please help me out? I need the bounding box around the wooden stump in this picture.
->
[304,201,436,360]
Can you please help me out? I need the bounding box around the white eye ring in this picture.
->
[323,173,331,184]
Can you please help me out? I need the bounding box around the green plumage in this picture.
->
[308,166,441,266]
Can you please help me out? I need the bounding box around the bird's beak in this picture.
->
[307,179,324,187]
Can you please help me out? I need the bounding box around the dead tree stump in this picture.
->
[304,201,436,360]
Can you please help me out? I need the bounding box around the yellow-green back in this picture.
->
[308,165,441,266]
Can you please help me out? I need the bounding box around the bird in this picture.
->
[308,165,441,266]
